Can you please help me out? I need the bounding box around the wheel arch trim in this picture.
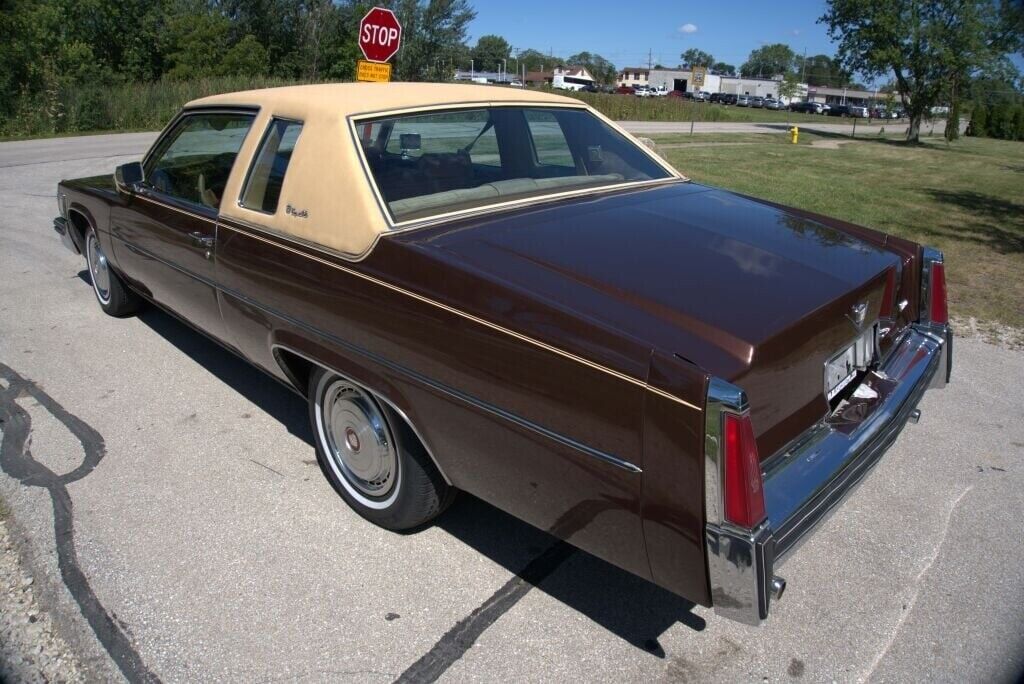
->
[270,343,454,486]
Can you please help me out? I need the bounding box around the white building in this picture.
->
[551,65,596,91]
[616,68,650,88]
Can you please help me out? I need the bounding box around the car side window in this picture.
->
[240,118,303,214]
[144,112,253,210]
[524,110,575,170]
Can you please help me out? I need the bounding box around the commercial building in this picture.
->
[453,69,518,84]
[616,68,807,102]
[805,86,884,108]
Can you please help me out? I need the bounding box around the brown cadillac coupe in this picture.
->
[53,83,952,625]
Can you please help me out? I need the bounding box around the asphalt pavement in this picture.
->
[0,132,1020,683]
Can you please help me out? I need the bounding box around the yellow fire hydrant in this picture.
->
[790,126,799,144]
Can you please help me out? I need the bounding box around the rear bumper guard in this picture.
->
[704,324,951,624]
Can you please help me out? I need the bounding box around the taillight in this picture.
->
[929,262,948,325]
[722,413,766,528]
[879,267,896,319]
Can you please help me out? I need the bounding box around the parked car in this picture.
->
[693,91,711,102]
[633,85,653,98]
[53,82,951,627]
[827,104,850,117]
[649,85,670,97]
[615,85,635,95]
[736,94,751,107]
[709,92,725,103]
[751,96,765,108]
[848,105,870,118]
[720,93,738,105]
[668,90,685,98]
[763,98,785,110]
[790,101,823,115]
[508,80,523,88]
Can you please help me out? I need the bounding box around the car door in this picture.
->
[111,109,254,340]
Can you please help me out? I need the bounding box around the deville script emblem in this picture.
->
[286,204,309,219]
[847,302,869,329]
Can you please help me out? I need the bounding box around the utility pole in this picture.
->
[647,48,652,71]
[800,47,806,84]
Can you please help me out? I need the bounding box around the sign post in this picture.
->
[357,7,402,82]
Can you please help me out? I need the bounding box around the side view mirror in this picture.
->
[114,162,144,192]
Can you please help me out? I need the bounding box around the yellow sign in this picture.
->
[357,60,392,82]
[692,66,707,88]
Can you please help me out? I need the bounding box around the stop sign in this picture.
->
[359,7,402,63]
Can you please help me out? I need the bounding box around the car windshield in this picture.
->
[358,106,673,223]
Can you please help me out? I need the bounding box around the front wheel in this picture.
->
[85,228,142,317]
[309,368,454,530]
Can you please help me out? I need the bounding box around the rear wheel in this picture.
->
[309,368,454,530]
[85,228,141,317]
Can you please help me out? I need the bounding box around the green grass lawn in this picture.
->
[656,134,1024,331]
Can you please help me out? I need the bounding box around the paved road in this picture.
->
[0,134,1021,683]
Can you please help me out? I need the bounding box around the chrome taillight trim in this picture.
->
[919,246,944,327]
[704,378,775,624]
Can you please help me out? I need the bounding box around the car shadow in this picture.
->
[112,289,705,653]
[436,494,706,654]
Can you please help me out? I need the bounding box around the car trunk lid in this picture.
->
[403,182,904,458]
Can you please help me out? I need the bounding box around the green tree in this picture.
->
[740,43,795,78]
[821,0,1022,142]
[394,0,476,82]
[711,62,735,76]
[218,34,268,76]
[566,51,617,84]
[681,48,714,68]
[164,4,231,79]
[515,48,565,74]
[793,53,851,87]
[778,71,802,102]
[471,34,510,72]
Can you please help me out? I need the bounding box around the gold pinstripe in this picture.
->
[217,220,702,412]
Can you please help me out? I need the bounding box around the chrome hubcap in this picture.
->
[322,380,397,498]
[87,234,111,303]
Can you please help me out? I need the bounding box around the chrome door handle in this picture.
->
[188,232,215,249]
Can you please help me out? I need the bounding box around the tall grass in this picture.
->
[1,77,834,139]
[1,76,305,138]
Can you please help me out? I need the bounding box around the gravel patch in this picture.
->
[0,509,86,684]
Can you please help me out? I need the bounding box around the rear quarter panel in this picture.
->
[213,223,668,583]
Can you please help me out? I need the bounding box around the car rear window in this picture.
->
[240,118,303,213]
[357,106,672,223]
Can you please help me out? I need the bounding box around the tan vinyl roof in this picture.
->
[189,82,580,118]
[185,83,674,260]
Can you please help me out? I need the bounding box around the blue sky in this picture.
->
[467,0,842,71]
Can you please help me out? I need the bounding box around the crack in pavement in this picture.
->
[859,484,975,682]
[0,362,161,683]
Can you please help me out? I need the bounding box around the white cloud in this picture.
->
[791,28,801,36]
[678,23,698,34]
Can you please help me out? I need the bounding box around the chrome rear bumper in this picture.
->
[704,324,951,624]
